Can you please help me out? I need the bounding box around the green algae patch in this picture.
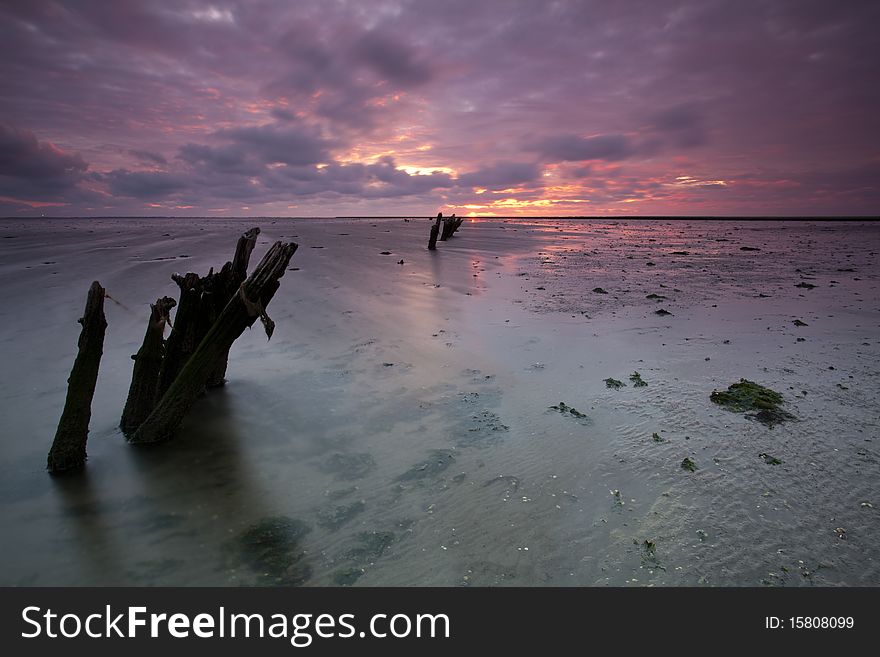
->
[629,371,648,387]
[316,500,366,531]
[681,457,697,472]
[711,379,782,411]
[652,432,664,443]
[710,379,795,426]
[605,377,626,389]
[231,516,312,586]
[332,567,364,586]
[549,401,587,419]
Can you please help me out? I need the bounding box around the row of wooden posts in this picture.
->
[428,212,463,250]
[46,228,296,473]
[46,214,466,474]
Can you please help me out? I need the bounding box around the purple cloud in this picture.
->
[531,135,637,163]
[0,0,877,215]
[0,125,87,180]
[457,162,541,189]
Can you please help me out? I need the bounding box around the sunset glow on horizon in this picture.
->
[1,1,878,217]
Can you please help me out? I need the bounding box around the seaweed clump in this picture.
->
[232,516,312,586]
[629,371,648,387]
[710,379,795,426]
[604,378,626,389]
[549,401,587,419]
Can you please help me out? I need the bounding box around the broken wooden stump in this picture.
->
[120,296,176,437]
[450,215,463,237]
[156,272,203,399]
[47,281,107,473]
[155,227,261,395]
[207,226,260,387]
[440,214,463,241]
[130,241,298,444]
[428,213,442,250]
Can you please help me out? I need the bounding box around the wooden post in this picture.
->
[449,214,463,237]
[207,227,260,387]
[47,281,107,473]
[156,272,202,398]
[130,241,298,444]
[120,296,176,436]
[440,214,463,241]
[428,213,442,250]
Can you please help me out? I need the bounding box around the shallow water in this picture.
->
[0,218,878,586]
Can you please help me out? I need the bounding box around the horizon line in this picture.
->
[2,215,878,221]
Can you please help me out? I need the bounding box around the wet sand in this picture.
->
[0,217,878,586]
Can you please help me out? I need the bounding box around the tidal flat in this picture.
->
[0,217,877,586]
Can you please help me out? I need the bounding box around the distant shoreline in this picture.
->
[2,215,878,221]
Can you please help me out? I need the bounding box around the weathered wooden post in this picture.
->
[47,281,107,473]
[428,213,442,250]
[449,214,463,237]
[207,226,260,387]
[130,241,298,444]
[440,214,463,240]
[120,296,176,436]
[156,272,202,398]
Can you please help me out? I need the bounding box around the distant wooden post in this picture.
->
[440,214,463,241]
[120,296,176,436]
[428,213,442,250]
[450,214,463,237]
[130,241,298,444]
[47,281,107,473]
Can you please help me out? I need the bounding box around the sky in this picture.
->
[0,0,878,217]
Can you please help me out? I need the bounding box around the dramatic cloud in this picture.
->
[531,135,637,163]
[648,104,708,149]
[457,162,541,189]
[213,124,331,167]
[0,125,87,180]
[0,124,90,203]
[104,169,186,198]
[0,0,877,215]
[353,31,434,88]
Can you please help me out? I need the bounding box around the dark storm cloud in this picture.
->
[530,134,637,163]
[648,104,707,149]
[214,124,331,166]
[0,125,87,180]
[0,124,90,202]
[352,31,434,87]
[104,169,186,198]
[456,162,540,189]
